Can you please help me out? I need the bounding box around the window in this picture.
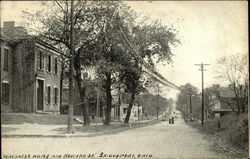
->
[123,108,127,114]
[2,82,10,104]
[54,57,58,74]
[37,51,44,70]
[3,49,9,71]
[54,87,58,105]
[47,55,52,72]
[47,86,51,104]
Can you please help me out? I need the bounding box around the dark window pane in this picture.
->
[47,55,51,72]
[47,86,51,104]
[3,49,9,71]
[54,87,58,104]
[2,83,10,104]
[54,57,58,74]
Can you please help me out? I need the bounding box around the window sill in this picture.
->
[37,68,45,71]
[1,102,10,105]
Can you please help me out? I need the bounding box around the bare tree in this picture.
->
[216,53,248,113]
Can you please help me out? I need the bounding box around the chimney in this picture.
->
[4,21,15,29]
[2,21,28,38]
[3,21,15,37]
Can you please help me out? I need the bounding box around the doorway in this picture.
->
[37,79,44,111]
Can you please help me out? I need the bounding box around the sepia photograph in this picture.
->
[1,1,248,159]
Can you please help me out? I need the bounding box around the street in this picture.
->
[2,112,226,159]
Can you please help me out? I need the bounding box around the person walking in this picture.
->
[171,116,174,124]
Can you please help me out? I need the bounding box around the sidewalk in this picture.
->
[2,119,159,138]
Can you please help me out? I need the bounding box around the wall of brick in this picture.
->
[35,43,61,113]
[12,40,36,113]
[1,40,13,112]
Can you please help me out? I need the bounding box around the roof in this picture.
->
[1,23,62,55]
[212,108,233,112]
[218,88,235,98]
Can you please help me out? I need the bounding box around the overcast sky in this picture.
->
[1,1,248,99]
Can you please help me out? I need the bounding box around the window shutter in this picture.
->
[46,55,49,71]
[45,86,48,103]
[37,52,40,69]
[54,88,56,104]
[6,83,10,104]
[42,52,44,69]
[47,86,51,104]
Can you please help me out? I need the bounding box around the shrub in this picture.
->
[216,113,248,149]
[189,113,248,150]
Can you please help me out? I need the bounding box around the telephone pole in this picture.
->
[195,63,209,126]
[67,0,74,134]
[189,94,192,114]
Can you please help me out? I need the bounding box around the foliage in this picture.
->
[138,93,172,117]
[23,1,180,125]
[176,83,201,118]
[216,53,248,113]
[190,113,248,151]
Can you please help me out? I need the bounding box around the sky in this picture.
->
[0,1,248,99]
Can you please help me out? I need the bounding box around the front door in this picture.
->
[37,80,44,111]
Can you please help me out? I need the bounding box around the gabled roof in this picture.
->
[218,88,235,98]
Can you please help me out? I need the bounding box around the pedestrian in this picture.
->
[169,115,172,124]
[171,116,174,124]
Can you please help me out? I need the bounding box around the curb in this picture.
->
[2,120,161,138]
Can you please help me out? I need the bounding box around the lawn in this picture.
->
[1,113,78,125]
[53,119,161,135]
[187,113,248,158]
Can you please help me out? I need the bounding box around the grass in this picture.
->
[1,127,17,133]
[1,113,78,125]
[53,119,161,135]
[187,113,248,158]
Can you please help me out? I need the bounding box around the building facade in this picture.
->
[1,21,61,113]
[208,85,236,118]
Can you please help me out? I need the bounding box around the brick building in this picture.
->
[1,21,61,113]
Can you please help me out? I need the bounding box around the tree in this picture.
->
[92,1,137,125]
[120,61,143,123]
[23,1,129,126]
[117,17,180,123]
[138,92,170,119]
[216,53,248,113]
[176,83,201,118]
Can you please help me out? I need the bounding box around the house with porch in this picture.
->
[208,85,237,118]
[1,21,61,113]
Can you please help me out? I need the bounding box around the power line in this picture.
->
[117,18,183,92]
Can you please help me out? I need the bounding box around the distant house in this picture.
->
[208,85,237,118]
[111,99,143,121]
[1,21,61,113]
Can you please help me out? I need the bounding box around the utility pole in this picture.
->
[164,105,167,119]
[195,63,209,126]
[96,84,100,117]
[118,83,121,121]
[189,94,192,114]
[67,0,74,134]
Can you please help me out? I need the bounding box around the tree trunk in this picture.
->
[156,110,159,120]
[124,92,136,124]
[104,72,112,125]
[74,55,90,126]
[59,66,64,114]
